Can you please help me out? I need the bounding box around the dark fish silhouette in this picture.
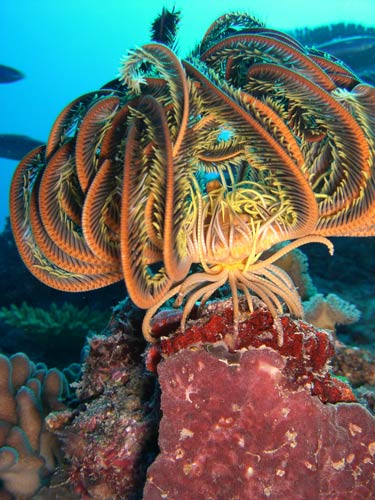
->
[0,134,44,160]
[0,64,24,84]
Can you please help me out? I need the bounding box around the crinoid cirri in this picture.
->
[10,12,375,344]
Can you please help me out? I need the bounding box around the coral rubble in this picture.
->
[333,345,375,388]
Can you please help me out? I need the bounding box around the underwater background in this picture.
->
[0,2,375,499]
[1,0,374,367]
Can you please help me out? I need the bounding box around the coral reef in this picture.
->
[148,297,355,404]
[303,293,361,334]
[0,219,126,369]
[303,237,375,349]
[292,23,375,85]
[143,300,375,500]
[5,295,369,500]
[2,8,374,499]
[31,468,81,500]
[332,345,375,413]
[0,352,69,499]
[0,303,109,340]
[0,302,111,368]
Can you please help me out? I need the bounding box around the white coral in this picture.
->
[303,293,361,332]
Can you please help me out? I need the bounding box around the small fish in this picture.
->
[0,64,24,84]
[0,134,44,160]
[317,35,375,58]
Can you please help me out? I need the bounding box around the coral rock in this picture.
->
[51,330,159,500]
[144,346,375,500]
[333,344,375,388]
[149,300,355,404]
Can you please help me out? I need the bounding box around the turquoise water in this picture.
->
[1,0,375,229]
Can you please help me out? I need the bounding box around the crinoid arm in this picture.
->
[120,94,193,309]
[10,147,122,292]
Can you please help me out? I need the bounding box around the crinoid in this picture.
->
[141,173,333,340]
[10,12,375,344]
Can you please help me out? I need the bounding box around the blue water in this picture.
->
[1,0,375,230]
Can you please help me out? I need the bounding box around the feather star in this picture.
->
[9,13,375,343]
